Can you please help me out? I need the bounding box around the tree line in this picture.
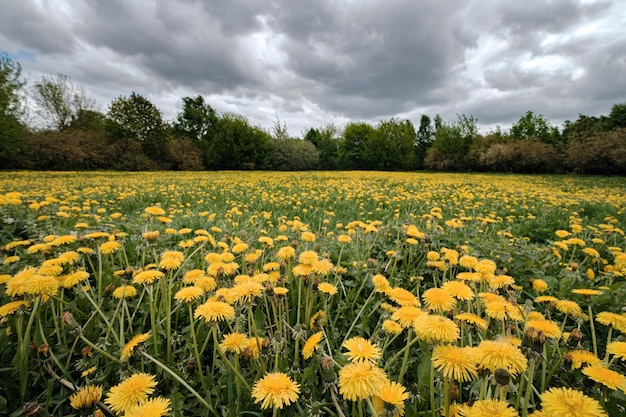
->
[1,52,625,174]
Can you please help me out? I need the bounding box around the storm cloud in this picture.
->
[1,0,624,134]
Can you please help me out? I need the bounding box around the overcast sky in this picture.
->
[2,0,625,136]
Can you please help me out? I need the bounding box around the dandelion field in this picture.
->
[1,170,626,417]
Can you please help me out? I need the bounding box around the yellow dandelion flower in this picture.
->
[2,255,20,265]
[474,340,527,375]
[488,274,515,290]
[531,279,548,292]
[292,263,312,277]
[251,372,300,409]
[454,312,488,331]
[69,385,103,411]
[582,365,626,392]
[113,285,137,299]
[310,310,327,331]
[386,287,419,306]
[484,300,524,321]
[81,366,97,378]
[459,255,478,270]
[372,381,409,417]
[194,301,235,324]
[174,286,204,303]
[159,250,184,270]
[273,287,289,296]
[298,250,318,265]
[422,287,456,312]
[195,276,217,292]
[258,236,275,248]
[413,314,460,344]
[182,269,205,284]
[277,246,295,260]
[312,258,333,275]
[339,361,388,401]
[121,333,150,361]
[301,231,316,242]
[0,300,30,318]
[144,206,166,216]
[556,300,583,318]
[338,234,352,244]
[555,230,571,238]
[99,241,121,254]
[317,282,338,296]
[606,341,626,361]
[104,373,157,414]
[535,295,558,303]
[596,312,626,333]
[24,274,59,296]
[342,336,381,363]
[432,345,477,382]
[27,243,51,254]
[124,397,171,417]
[383,319,403,335]
[524,319,561,340]
[572,288,603,296]
[442,281,474,301]
[231,281,265,304]
[142,230,160,242]
[392,306,425,328]
[51,235,76,246]
[540,387,607,417]
[372,274,392,293]
[568,350,601,369]
[302,331,324,359]
[460,398,519,417]
[220,332,249,354]
[132,270,164,285]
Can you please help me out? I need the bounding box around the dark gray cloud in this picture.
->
[1,0,624,135]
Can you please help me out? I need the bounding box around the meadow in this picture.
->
[1,170,625,417]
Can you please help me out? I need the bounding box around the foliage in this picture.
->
[477,139,563,173]
[338,122,376,169]
[269,138,320,170]
[31,74,98,131]
[566,128,626,175]
[305,125,340,170]
[208,113,272,170]
[0,52,26,168]
[425,114,478,170]
[510,111,560,145]
[107,92,170,164]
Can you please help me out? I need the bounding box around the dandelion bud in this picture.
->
[494,368,511,386]
[320,356,336,382]
[82,346,92,358]
[523,326,545,353]
[367,258,378,268]
[186,357,197,369]
[566,328,583,348]
[29,342,38,352]
[105,283,115,294]
[38,344,49,357]
[61,311,79,330]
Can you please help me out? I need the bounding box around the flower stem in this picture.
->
[140,350,219,416]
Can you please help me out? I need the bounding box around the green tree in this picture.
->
[339,122,376,169]
[415,114,434,169]
[425,114,478,170]
[32,74,97,131]
[173,95,219,167]
[607,103,626,130]
[210,113,272,170]
[269,138,319,170]
[364,119,416,170]
[0,52,26,168]
[305,124,340,169]
[174,95,218,141]
[510,111,560,144]
[107,92,169,164]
